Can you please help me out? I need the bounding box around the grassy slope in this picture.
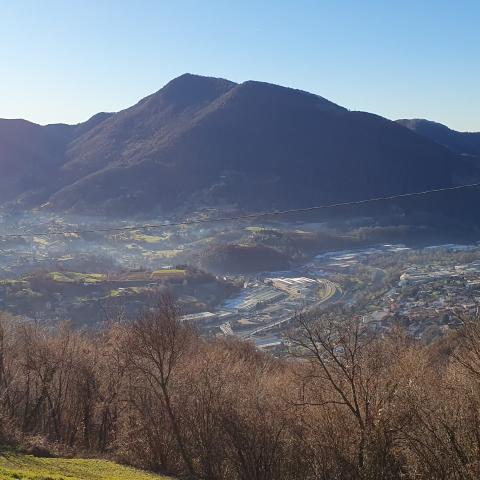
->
[0,452,170,480]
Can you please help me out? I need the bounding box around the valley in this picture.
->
[1,209,479,349]
[2,2,480,478]
[1,73,480,346]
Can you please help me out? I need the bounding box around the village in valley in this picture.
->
[0,210,479,350]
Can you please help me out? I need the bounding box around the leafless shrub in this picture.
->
[1,302,480,479]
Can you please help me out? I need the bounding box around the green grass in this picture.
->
[129,232,170,243]
[245,226,266,233]
[151,269,186,277]
[0,451,170,480]
[49,272,107,284]
[141,250,183,259]
[0,280,28,286]
[108,286,148,297]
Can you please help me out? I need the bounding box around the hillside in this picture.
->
[1,74,479,220]
[397,118,480,156]
[0,450,170,480]
[0,113,112,209]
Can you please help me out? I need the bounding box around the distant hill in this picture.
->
[1,74,480,223]
[199,243,290,274]
[397,118,480,156]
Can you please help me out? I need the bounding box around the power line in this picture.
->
[1,181,480,239]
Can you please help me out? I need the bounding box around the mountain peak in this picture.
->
[1,73,478,221]
[156,73,237,108]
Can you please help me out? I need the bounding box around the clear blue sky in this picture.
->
[1,0,479,131]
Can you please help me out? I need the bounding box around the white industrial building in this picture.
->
[266,277,318,296]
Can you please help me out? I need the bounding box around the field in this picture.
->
[0,451,170,480]
[49,272,107,283]
[128,232,170,243]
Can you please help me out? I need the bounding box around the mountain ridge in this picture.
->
[396,118,480,156]
[1,74,479,222]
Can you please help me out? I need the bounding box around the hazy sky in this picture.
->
[1,0,479,131]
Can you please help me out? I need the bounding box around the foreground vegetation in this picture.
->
[2,296,480,479]
[0,451,169,479]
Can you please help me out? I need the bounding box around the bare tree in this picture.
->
[125,294,197,478]
[289,311,414,478]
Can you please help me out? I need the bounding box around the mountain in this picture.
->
[0,112,112,208]
[1,74,479,221]
[397,119,480,157]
